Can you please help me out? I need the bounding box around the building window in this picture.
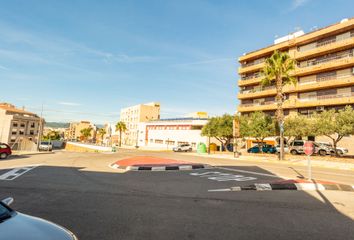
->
[12,122,18,127]
[165,140,175,145]
[30,130,34,135]
[20,123,25,128]
[177,141,189,145]
[10,139,16,143]
[19,130,24,135]
[150,139,153,143]
[11,131,17,135]
[30,122,35,128]
[154,139,163,144]
[191,142,196,148]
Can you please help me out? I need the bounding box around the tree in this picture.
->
[261,50,296,160]
[284,114,312,143]
[115,121,127,147]
[98,128,107,144]
[239,111,275,152]
[80,127,93,142]
[313,106,354,156]
[42,130,61,141]
[201,114,233,151]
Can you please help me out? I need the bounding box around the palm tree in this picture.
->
[115,121,127,147]
[80,127,93,142]
[98,128,107,145]
[261,50,296,160]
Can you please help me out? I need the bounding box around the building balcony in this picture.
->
[295,35,354,60]
[238,62,265,74]
[238,75,354,99]
[238,76,263,87]
[238,93,354,112]
[295,55,354,76]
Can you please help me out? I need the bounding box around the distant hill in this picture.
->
[45,122,70,128]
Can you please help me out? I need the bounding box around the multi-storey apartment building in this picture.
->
[119,102,160,146]
[238,18,354,117]
[0,103,43,148]
[66,121,96,141]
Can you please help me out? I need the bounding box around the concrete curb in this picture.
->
[110,163,211,171]
[185,153,354,171]
[208,183,354,192]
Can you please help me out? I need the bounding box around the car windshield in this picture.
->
[41,142,50,145]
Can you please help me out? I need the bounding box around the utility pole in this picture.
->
[36,103,43,151]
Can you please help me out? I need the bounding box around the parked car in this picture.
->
[0,143,12,159]
[173,144,192,152]
[316,142,348,156]
[0,197,78,240]
[275,144,289,154]
[39,142,53,151]
[289,140,332,156]
[247,144,277,154]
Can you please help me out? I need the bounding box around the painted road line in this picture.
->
[217,167,284,178]
[190,171,257,182]
[0,166,38,181]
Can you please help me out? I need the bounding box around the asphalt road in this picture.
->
[0,150,353,240]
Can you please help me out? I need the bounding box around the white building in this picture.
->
[119,102,160,146]
[137,117,210,150]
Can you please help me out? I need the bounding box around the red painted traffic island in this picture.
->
[114,156,192,167]
[110,156,210,171]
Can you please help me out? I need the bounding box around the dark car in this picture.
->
[247,144,277,154]
[0,143,12,159]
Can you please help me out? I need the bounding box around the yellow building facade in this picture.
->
[237,18,354,116]
[237,18,354,153]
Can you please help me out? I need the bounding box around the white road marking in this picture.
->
[217,167,282,178]
[255,183,272,191]
[0,166,38,181]
[190,171,257,182]
[208,188,232,192]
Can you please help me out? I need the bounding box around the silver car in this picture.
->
[0,197,78,240]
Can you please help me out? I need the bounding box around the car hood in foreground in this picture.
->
[0,212,73,240]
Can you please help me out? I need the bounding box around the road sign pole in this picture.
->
[307,154,312,181]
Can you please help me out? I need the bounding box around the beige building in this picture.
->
[0,103,44,149]
[237,17,354,152]
[119,102,160,146]
[66,121,96,142]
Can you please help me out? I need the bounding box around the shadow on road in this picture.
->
[0,164,353,240]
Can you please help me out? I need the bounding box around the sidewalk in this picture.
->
[183,152,354,171]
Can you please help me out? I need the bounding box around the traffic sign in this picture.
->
[304,141,314,156]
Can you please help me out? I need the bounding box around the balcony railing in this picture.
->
[298,31,354,52]
[240,85,275,94]
[239,100,275,107]
[241,73,261,81]
[241,59,265,68]
[298,50,353,68]
[298,92,354,102]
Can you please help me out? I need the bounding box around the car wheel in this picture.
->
[318,149,326,156]
[0,153,8,159]
[290,149,297,155]
[336,150,344,156]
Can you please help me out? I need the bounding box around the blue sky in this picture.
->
[0,0,353,124]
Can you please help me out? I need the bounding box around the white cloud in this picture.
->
[0,64,9,70]
[58,102,81,106]
[291,0,310,10]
